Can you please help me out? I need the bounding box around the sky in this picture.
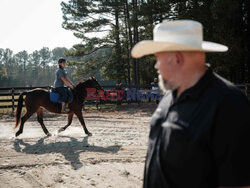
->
[0,0,81,54]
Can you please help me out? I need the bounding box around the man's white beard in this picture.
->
[158,74,178,93]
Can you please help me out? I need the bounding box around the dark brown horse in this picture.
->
[14,76,102,137]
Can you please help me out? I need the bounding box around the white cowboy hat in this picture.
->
[131,20,228,58]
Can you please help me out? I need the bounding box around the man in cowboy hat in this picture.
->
[132,20,250,188]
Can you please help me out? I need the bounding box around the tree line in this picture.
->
[61,0,249,85]
[0,47,115,87]
[1,0,249,88]
[0,47,76,87]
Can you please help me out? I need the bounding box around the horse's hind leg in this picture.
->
[15,111,33,137]
[58,112,74,133]
[37,108,51,136]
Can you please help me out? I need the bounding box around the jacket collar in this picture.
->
[172,67,213,103]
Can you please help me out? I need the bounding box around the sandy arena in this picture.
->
[0,104,157,188]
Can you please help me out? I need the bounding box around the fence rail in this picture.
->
[0,84,249,113]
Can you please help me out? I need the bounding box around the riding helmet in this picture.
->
[58,58,66,64]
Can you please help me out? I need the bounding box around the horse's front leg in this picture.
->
[58,112,74,133]
[75,111,92,136]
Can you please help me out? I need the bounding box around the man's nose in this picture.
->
[154,60,159,70]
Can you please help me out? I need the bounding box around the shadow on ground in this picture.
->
[14,136,121,170]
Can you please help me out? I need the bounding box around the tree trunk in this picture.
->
[132,0,139,87]
[124,0,131,86]
[245,0,250,82]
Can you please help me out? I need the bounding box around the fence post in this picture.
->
[96,100,99,109]
[12,88,15,114]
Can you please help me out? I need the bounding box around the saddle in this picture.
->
[49,87,73,104]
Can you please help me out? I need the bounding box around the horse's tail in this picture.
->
[14,92,27,129]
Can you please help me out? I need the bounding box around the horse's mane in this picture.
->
[72,77,94,103]
[75,77,93,87]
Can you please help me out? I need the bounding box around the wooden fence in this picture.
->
[0,87,47,112]
[0,84,249,113]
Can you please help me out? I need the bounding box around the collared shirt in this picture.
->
[144,68,250,188]
[54,67,67,88]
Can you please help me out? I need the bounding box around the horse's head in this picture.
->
[75,76,103,93]
[89,76,103,91]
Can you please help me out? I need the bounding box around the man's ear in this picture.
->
[175,52,184,65]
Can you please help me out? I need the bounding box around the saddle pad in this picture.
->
[49,90,73,104]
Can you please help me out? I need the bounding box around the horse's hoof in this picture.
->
[15,131,22,137]
[87,132,92,136]
[46,133,52,137]
[58,128,65,133]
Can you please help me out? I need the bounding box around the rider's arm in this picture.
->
[61,77,74,89]
[65,77,75,88]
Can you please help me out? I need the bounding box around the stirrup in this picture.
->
[61,105,69,113]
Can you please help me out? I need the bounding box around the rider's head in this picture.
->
[58,58,66,68]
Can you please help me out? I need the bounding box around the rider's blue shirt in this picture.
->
[54,68,67,88]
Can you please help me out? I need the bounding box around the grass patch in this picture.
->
[84,103,116,110]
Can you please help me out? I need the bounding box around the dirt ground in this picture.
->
[0,103,157,188]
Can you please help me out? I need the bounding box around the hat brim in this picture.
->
[131,40,228,58]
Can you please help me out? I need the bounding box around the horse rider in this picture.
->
[54,58,75,112]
